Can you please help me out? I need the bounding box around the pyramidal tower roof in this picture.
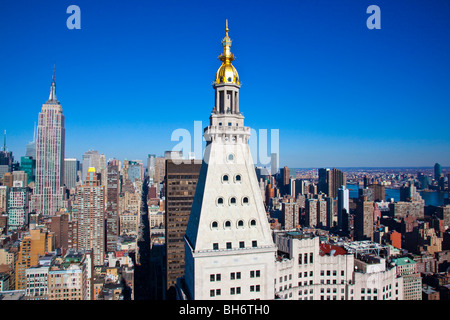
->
[185,20,275,253]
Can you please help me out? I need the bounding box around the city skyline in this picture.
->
[0,1,449,167]
[1,2,450,304]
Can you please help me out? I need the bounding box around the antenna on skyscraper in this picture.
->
[3,130,6,152]
[33,122,36,142]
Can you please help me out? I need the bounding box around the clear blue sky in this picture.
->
[0,0,449,168]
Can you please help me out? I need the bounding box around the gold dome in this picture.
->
[215,63,239,85]
[214,20,240,85]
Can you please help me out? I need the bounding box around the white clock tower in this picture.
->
[183,21,277,300]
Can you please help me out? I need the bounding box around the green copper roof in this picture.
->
[392,257,416,266]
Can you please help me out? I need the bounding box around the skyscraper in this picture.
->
[0,130,18,180]
[106,159,120,253]
[8,181,29,230]
[270,152,278,175]
[337,185,349,231]
[20,156,35,184]
[434,163,442,181]
[368,184,385,202]
[282,198,299,230]
[74,168,105,266]
[154,157,165,192]
[305,198,318,227]
[355,196,374,241]
[82,150,100,183]
[318,168,346,198]
[328,168,346,198]
[183,22,277,300]
[64,158,79,190]
[25,123,37,159]
[127,160,143,183]
[31,68,65,216]
[279,166,290,196]
[99,153,107,188]
[318,168,328,195]
[147,154,156,183]
[0,186,8,214]
[164,158,202,297]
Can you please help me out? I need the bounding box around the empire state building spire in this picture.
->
[48,65,57,103]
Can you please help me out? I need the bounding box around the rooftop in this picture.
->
[392,256,416,266]
[0,290,25,300]
[285,230,315,240]
[319,243,347,257]
[342,240,388,257]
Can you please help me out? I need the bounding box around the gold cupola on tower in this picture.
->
[214,20,240,85]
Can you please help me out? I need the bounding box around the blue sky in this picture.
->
[0,0,449,168]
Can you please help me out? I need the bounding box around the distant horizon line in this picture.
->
[279,166,450,170]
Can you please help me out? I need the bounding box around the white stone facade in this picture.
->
[274,231,404,300]
[25,266,49,300]
[183,24,277,300]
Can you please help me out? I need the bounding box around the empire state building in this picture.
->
[183,21,277,300]
[31,68,66,216]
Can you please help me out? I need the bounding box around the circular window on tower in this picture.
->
[230,197,237,205]
[227,153,235,163]
[211,221,219,229]
[237,220,244,228]
[242,196,249,205]
[224,220,232,229]
[222,174,229,183]
[250,219,257,227]
[217,197,224,206]
[235,174,242,183]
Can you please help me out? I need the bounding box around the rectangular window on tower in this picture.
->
[219,91,224,113]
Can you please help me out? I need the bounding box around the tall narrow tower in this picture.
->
[75,167,105,266]
[183,21,276,300]
[32,67,65,216]
[106,159,120,253]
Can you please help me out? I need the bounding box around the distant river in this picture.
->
[346,184,448,207]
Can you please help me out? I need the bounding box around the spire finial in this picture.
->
[221,20,233,62]
[48,64,57,102]
[214,20,239,85]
